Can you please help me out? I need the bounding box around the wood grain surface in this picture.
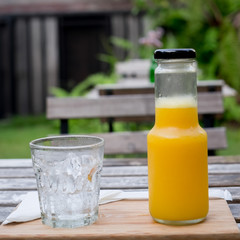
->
[47,92,223,119]
[0,156,239,168]
[1,156,240,236]
[97,80,224,95]
[0,200,239,240]
[1,174,240,192]
[95,128,227,154]
[1,163,240,178]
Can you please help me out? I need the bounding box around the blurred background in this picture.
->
[0,0,240,158]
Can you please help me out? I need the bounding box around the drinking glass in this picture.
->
[30,135,104,228]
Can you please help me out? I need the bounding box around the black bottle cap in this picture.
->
[154,48,196,59]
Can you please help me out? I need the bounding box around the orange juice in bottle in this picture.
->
[147,49,208,225]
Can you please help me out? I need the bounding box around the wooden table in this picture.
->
[0,156,240,239]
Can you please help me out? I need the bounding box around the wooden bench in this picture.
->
[47,90,227,155]
[97,80,224,95]
[97,80,224,130]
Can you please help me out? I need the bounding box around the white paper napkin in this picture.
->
[2,189,231,225]
[2,192,40,225]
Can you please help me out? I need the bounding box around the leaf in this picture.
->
[70,73,117,97]
[110,36,133,50]
[50,87,69,97]
[70,82,89,97]
[217,19,240,93]
[223,97,240,122]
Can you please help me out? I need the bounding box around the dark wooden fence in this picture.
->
[0,16,59,117]
[0,8,145,118]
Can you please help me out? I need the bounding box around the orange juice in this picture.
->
[147,96,208,224]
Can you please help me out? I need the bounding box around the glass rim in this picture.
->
[29,135,104,150]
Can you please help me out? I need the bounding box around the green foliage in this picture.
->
[134,0,240,93]
[222,96,240,123]
[0,115,58,158]
[1,114,240,158]
[98,36,133,73]
[110,36,133,50]
[217,124,240,156]
[51,73,117,98]
[217,20,240,92]
[69,119,108,134]
[138,45,154,59]
[50,88,69,98]
[50,73,117,134]
[0,115,110,158]
[98,54,117,74]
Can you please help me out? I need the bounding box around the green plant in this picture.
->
[134,0,240,93]
[50,73,117,133]
[222,96,240,123]
[0,115,58,158]
[98,36,134,73]
[217,124,240,156]
[51,73,117,97]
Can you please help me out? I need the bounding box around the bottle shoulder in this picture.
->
[148,125,207,139]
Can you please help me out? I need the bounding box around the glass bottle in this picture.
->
[147,49,209,225]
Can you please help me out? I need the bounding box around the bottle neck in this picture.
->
[154,59,198,128]
[155,97,199,128]
[155,59,197,100]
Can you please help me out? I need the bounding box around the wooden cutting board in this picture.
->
[0,199,239,240]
